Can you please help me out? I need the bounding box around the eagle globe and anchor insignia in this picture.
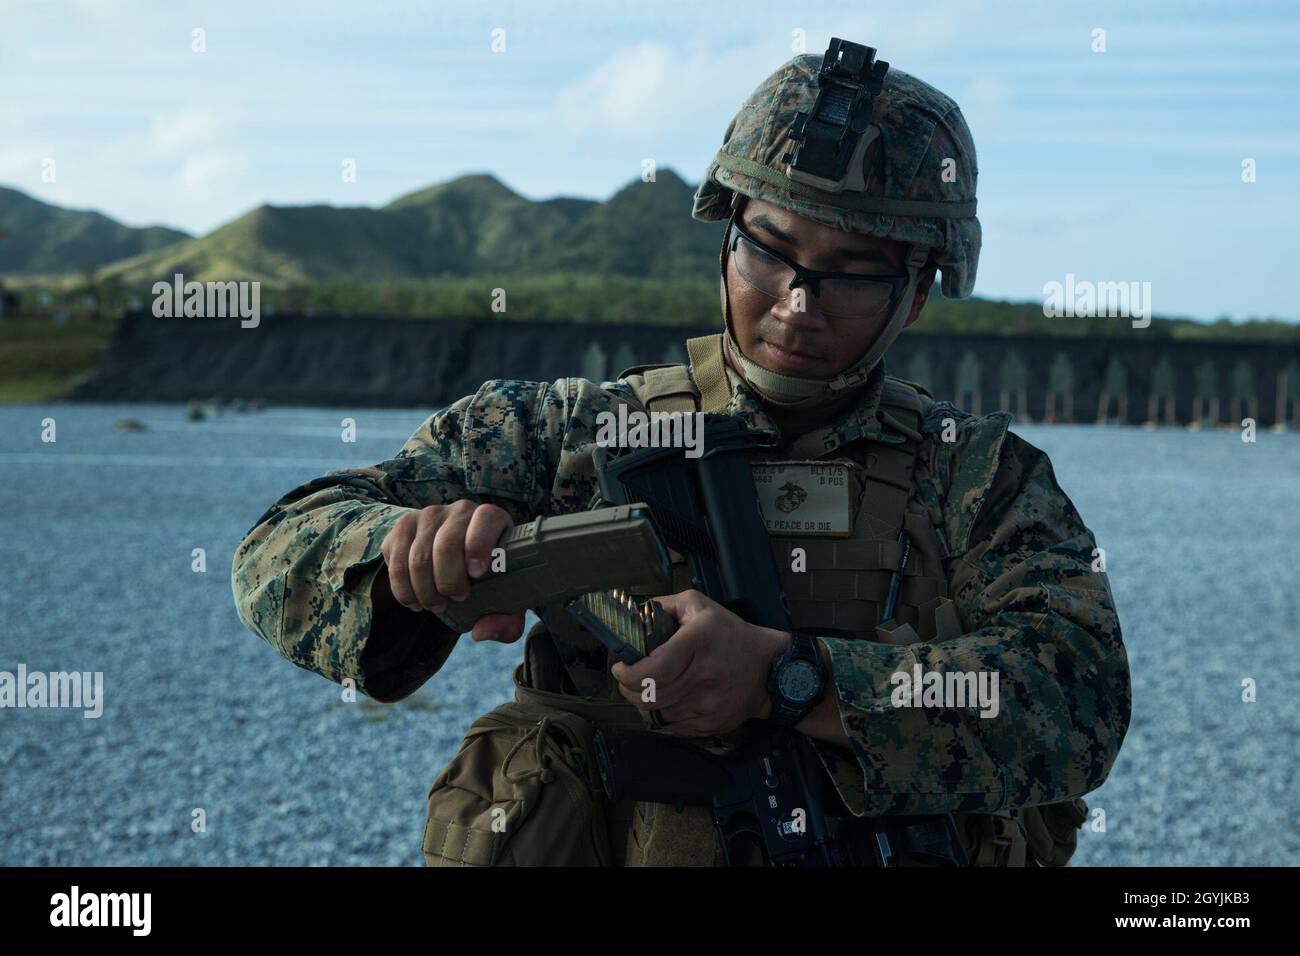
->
[753,461,854,537]
[775,481,809,513]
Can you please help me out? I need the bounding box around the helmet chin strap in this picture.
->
[719,216,930,411]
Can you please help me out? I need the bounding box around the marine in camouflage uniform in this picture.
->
[232,41,1130,865]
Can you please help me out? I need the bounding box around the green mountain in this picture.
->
[98,203,414,284]
[520,172,723,278]
[380,173,598,275]
[0,187,190,276]
[86,169,720,285]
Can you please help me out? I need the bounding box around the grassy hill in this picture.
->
[90,170,717,286]
[515,173,723,278]
[382,173,598,275]
[0,187,189,275]
[98,204,413,284]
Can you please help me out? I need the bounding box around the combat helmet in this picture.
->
[692,38,981,408]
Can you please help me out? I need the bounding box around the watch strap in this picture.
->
[768,631,828,727]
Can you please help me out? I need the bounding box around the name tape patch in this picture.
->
[752,460,854,537]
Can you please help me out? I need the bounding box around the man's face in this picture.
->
[725,197,936,378]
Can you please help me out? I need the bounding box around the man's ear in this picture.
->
[903,262,939,328]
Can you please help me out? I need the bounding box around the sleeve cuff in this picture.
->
[351,558,461,702]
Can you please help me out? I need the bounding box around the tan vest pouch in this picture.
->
[422,683,614,866]
[508,659,722,866]
[624,800,725,867]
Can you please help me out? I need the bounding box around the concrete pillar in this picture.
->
[1097,356,1128,424]
[1230,359,1257,426]
[998,350,1030,422]
[906,350,933,389]
[955,351,981,416]
[582,341,607,383]
[611,343,639,379]
[1192,360,1219,428]
[661,341,688,366]
[1147,357,1176,426]
[1275,362,1300,430]
[1046,352,1075,423]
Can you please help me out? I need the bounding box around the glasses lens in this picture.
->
[817,278,895,319]
[732,231,793,299]
[732,229,900,320]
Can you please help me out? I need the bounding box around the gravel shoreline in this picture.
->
[2,404,1296,865]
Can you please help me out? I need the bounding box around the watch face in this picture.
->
[778,659,822,704]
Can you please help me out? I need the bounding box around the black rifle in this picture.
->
[591,414,968,867]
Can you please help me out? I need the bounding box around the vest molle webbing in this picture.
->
[619,334,954,642]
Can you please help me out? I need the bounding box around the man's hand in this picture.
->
[377,501,525,644]
[610,589,790,737]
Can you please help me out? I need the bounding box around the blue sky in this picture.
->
[3,0,1297,321]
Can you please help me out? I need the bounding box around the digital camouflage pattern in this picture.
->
[692,56,981,299]
[231,368,1131,817]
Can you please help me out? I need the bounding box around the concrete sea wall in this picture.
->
[71,311,1300,426]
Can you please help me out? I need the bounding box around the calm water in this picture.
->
[1,402,1297,866]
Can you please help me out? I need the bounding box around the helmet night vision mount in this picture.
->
[783,38,890,195]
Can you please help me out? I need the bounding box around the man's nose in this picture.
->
[770,278,831,325]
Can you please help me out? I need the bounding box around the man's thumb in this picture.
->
[649,589,699,624]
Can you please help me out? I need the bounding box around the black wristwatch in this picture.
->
[765,631,828,728]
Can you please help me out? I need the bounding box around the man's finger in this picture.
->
[647,589,706,624]
[430,503,476,605]
[660,717,714,738]
[613,624,696,689]
[463,504,513,578]
[385,514,422,610]
[407,509,450,611]
[470,611,526,643]
[653,703,707,725]
[614,670,691,714]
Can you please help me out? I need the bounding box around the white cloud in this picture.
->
[100,108,252,209]
[178,150,252,200]
[548,8,1002,141]
[553,41,769,139]
[555,43,681,137]
[145,110,227,157]
[0,147,47,184]
[961,76,1012,112]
